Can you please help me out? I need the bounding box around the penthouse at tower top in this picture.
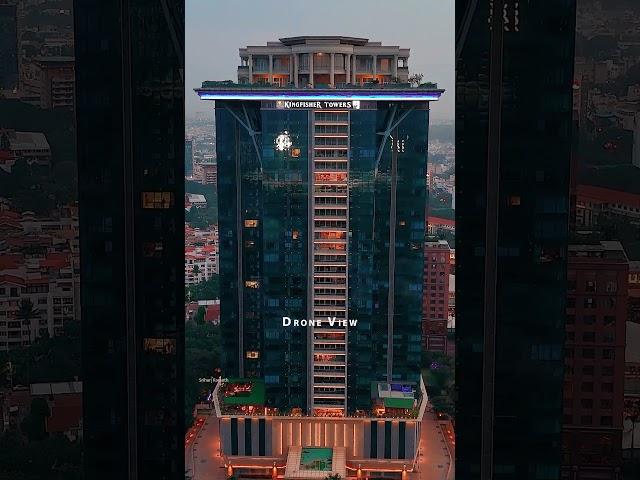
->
[237,36,413,87]
[195,35,444,470]
[196,35,443,420]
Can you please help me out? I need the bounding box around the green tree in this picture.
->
[15,298,39,330]
[185,275,219,302]
[21,398,50,441]
[324,474,342,480]
[408,73,424,86]
[194,306,206,325]
[184,321,220,430]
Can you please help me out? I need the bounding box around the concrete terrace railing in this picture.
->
[211,375,429,422]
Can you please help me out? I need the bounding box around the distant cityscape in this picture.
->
[0,1,82,478]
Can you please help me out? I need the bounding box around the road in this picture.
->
[413,410,454,480]
[185,413,226,479]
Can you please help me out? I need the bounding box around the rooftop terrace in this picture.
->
[211,377,427,420]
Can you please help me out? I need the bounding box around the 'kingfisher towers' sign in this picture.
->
[276,100,360,109]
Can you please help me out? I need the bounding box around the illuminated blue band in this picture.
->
[196,91,442,102]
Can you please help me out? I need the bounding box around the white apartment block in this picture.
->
[0,266,76,351]
[237,36,410,87]
[185,251,218,286]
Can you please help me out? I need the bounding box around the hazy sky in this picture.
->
[186,0,454,122]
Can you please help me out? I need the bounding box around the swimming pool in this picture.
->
[299,447,333,471]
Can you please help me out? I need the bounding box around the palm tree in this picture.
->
[16,298,39,343]
[15,298,39,384]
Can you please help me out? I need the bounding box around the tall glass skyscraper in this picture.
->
[193,37,443,478]
[456,1,576,478]
[200,87,441,417]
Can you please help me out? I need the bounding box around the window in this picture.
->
[142,191,174,209]
[245,280,260,289]
[600,399,612,409]
[580,399,593,408]
[603,332,614,343]
[602,348,614,360]
[582,365,594,375]
[600,416,613,426]
[583,315,596,325]
[602,382,614,393]
[143,338,176,355]
[581,382,593,392]
[603,315,615,326]
[580,415,593,425]
[244,219,258,228]
[602,365,613,376]
[508,195,521,206]
[582,348,595,359]
[585,280,596,292]
[246,351,259,359]
[582,332,595,342]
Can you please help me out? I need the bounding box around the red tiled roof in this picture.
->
[41,392,82,434]
[0,219,21,230]
[45,403,82,433]
[205,304,220,322]
[0,253,23,270]
[576,184,640,208]
[40,252,70,268]
[0,275,25,286]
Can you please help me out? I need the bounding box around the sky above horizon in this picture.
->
[186,0,454,122]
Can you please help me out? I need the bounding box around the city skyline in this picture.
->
[185,0,454,121]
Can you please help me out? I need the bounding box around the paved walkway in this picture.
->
[185,413,226,479]
[413,410,454,480]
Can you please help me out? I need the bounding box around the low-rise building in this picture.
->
[0,129,51,173]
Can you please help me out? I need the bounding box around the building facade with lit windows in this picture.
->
[237,36,411,87]
[422,238,451,353]
[196,35,443,476]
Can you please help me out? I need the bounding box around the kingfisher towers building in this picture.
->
[195,36,443,475]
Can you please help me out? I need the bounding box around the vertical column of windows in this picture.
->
[311,110,350,416]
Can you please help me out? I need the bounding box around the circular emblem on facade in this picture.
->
[275,131,292,151]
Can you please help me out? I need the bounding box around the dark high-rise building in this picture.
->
[563,240,628,480]
[0,1,18,91]
[456,1,576,478]
[185,138,193,177]
[74,1,184,478]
